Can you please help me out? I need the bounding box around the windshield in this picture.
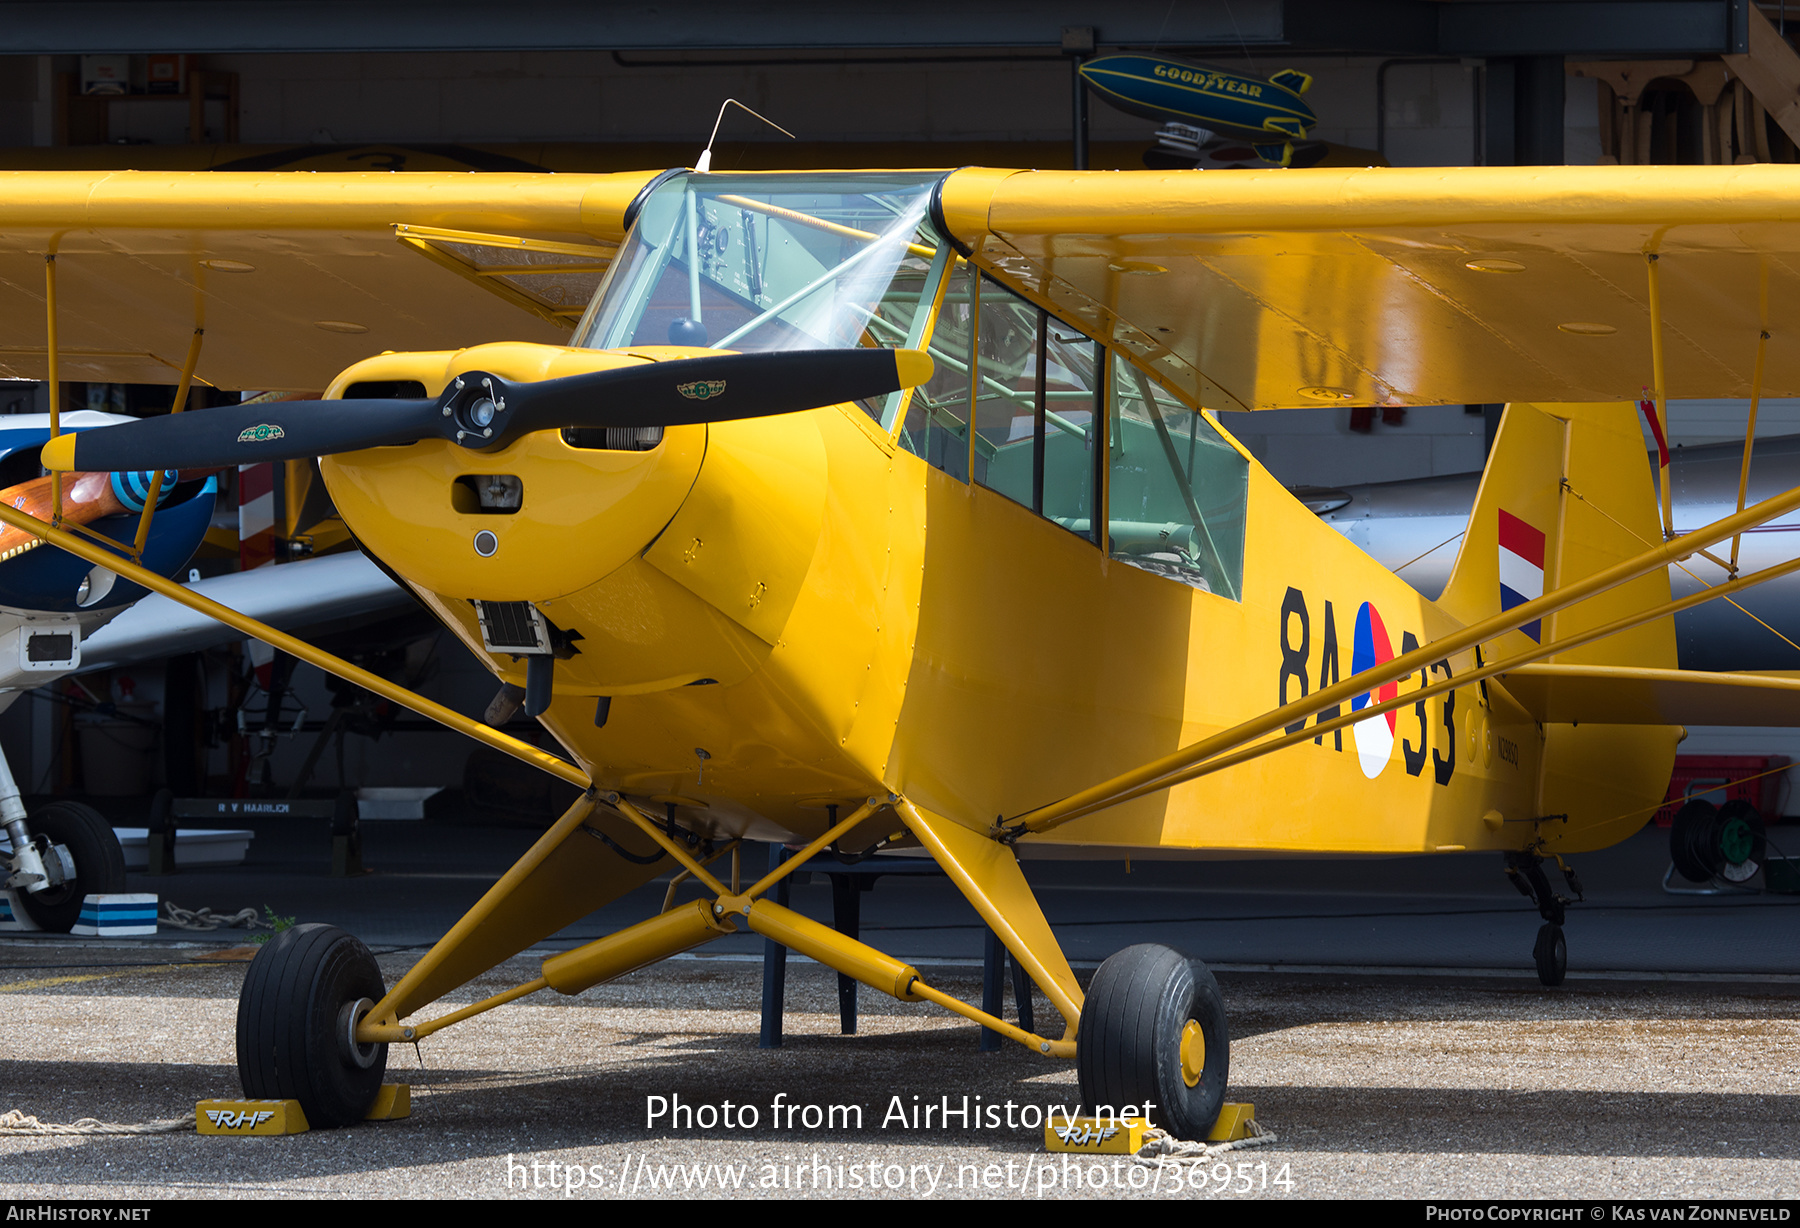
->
[573,173,945,373]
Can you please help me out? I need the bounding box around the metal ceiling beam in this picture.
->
[0,0,1749,59]
[0,0,1281,54]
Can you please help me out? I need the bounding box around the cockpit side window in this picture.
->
[895,258,974,480]
[886,255,1243,593]
[897,270,1103,541]
[967,275,1101,544]
[1108,361,1248,599]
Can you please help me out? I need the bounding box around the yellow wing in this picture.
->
[936,164,1800,411]
[0,169,661,390]
[22,163,1800,406]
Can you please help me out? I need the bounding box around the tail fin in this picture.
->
[1440,402,1679,849]
[1437,401,1674,669]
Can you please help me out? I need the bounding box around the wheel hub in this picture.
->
[1179,1019,1206,1088]
[339,997,381,1069]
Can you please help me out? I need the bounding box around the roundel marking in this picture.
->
[1349,602,1399,779]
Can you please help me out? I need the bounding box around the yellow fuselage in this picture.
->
[321,342,1676,859]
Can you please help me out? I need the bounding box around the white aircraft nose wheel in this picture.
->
[1076,943,1229,1140]
[12,801,125,933]
[237,924,389,1127]
[1533,922,1566,987]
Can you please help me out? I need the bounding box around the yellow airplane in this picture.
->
[10,164,1800,1138]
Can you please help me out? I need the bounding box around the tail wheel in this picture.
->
[1076,943,1229,1141]
[13,801,126,933]
[237,924,388,1128]
[1533,922,1567,987]
[1670,799,1722,883]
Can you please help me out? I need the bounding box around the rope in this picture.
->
[159,903,270,932]
[1612,758,1794,827]
[0,1109,194,1135]
[1133,1119,1278,1166]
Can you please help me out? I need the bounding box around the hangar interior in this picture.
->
[0,0,1793,823]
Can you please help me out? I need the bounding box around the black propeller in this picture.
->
[42,347,932,474]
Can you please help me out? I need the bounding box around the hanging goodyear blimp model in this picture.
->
[1079,53,1317,166]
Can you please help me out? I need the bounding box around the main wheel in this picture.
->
[237,924,388,1128]
[1533,922,1566,987]
[13,801,126,933]
[1076,943,1229,1140]
[1670,799,1722,883]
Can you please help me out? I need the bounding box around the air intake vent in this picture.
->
[474,601,552,654]
[562,425,664,451]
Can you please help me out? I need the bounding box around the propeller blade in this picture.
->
[494,346,934,435]
[40,347,932,473]
[40,397,443,473]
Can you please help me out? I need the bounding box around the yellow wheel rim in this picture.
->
[1179,1019,1205,1088]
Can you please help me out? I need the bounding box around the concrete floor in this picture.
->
[2,953,1798,1199]
[1,812,1797,1199]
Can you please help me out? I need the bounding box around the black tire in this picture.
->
[1533,922,1567,987]
[1715,800,1767,883]
[1670,799,1722,883]
[1076,943,1229,1140]
[237,923,388,1128]
[13,801,126,933]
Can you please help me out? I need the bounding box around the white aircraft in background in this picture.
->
[1304,434,1800,673]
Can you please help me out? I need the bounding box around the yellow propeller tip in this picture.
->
[894,348,935,389]
[39,434,76,472]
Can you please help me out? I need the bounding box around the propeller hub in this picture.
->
[447,374,509,446]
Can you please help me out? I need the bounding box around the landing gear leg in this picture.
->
[1505,851,1579,987]
[2,744,124,933]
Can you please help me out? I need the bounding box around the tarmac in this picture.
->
[1,806,1798,1199]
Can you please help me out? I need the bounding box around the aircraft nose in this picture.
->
[319,422,707,604]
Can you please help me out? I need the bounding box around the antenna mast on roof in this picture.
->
[696,99,796,173]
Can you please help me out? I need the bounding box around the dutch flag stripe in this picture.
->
[1497,508,1545,641]
[1497,509,1545,568]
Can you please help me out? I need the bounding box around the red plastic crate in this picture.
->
[1653,754,1789,826]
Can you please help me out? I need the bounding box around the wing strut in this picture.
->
[0,498,590,793]
[1003,480,1800,838]
[129,327,204,560]
[1067,547,1800,825]
[44,252,60,524]
[1732,324,1771,571]
[1646,249,1674,538]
